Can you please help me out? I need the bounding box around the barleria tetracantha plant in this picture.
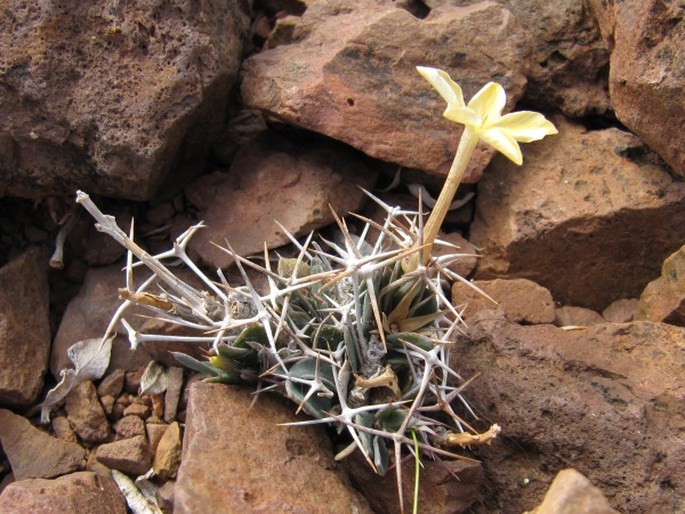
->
[69,66,557,513]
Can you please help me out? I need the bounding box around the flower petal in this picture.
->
[478,127,523,165]
[495,111,558,142]
[443,106,481,126]
[467,82,506,127]
[416,66,466,111]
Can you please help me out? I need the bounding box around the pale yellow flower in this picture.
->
[416,66,558,165]
[407,66,557,268]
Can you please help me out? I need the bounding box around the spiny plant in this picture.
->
[72,66,556,513]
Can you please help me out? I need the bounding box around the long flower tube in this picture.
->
[409,66,558,268]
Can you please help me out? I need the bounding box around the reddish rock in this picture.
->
[553,306,605,327]
[113,415,146,440]
[434,231,478,278]
[68,208,131,267]
[529,468,619,514]
[587,0,685,177]
[136,317,212,368]
[0,409,85,480]
[470,117,685,311]
[0,472,125,514]
[146,421,169,455]
[65,381,111,445]
[157,479,176,513]
[242,0,528,181]
[344,450,482,514]
[454,312,685,513]
[636,245,685,325]
[51,416,78,444]
[0,247,50,407]
[431,0,610,116]
[186,135,377,269]
[97,369,126,399]
[0,1,251,200]
[96,435,152,476]
[452,278,555,324]
[122,402,151,419]
[153,422,182,480]
[175,382,373,513]
[163,367,185,423]
[601,298,638,323]
[100,395,116,417]
[124,368,145,394]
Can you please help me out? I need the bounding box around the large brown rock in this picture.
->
[186,134,378,269]
[455,312,685,514]
[0,409,86,480]
[0,247,50,407]
[587,0,685,178]
[0,1,250,200]
[0,471,125,514]
[470,117,685,311]
[175,382,373,514]
[429,0,610,116]
[242,0,528,181]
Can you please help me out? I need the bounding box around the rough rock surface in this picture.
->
[470,117,685,311]
[452,278,555,324]
[455,312,685,514]
[528,468,619,514]
[96,435,152,476]
[0,247,50,407]
[431,0,610,116]
[637,244,685,325]
[0,471,125,514]
[65,381,111,445]
[175,382,373,514]
[553,305,605,327]
[601,298,638,323]
[587,0,685,177]
[344,450,482,514]
[186,135,377,269]
[0,1,251,200]
[0,409,85,480]
[242,0,528,181]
